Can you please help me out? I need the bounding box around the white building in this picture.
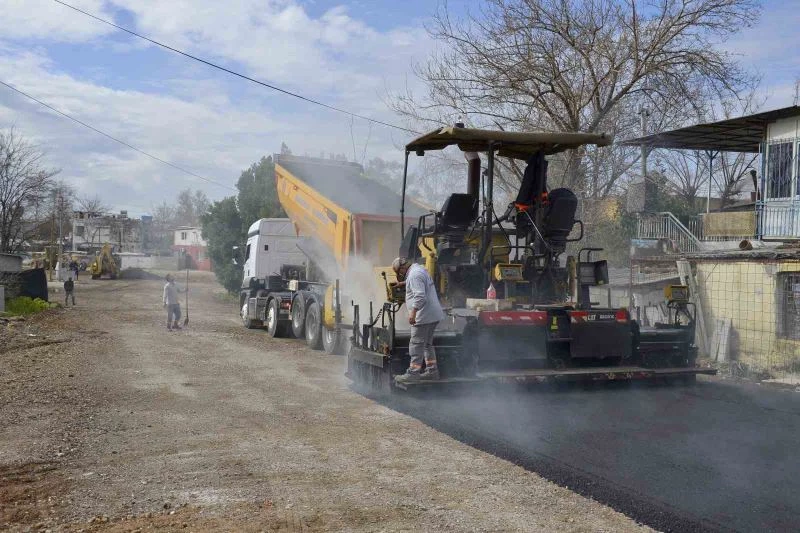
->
[72,211,144,253]
[172,227,211,271]
[173,227,208,247]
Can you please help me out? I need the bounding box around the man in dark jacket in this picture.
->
[64,277,75,307]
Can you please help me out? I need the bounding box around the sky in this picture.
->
[0,0,798,217]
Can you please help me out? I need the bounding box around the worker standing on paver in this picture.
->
[162,274,184,331]
[392,257,445,383]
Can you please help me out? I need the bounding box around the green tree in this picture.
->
[201,197,243,293]
[236,155,284,229]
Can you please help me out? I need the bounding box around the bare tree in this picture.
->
[391,0,759,198]
[654,149,708,207]
[652,91,762,210]
[76,194,109,214]
[151,200,177,253]
[0,128,60,252]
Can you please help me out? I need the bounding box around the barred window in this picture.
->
[777,273,800,341]
[766,142,794,199]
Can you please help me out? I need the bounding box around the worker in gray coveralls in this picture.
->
[162,274,184,331]
[392,257,445,383]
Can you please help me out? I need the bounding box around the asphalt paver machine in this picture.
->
[346,126,715,392]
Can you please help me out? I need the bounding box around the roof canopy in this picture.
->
[621,106,800,153]
[406,127,611,160]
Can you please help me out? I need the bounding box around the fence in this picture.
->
[690,258,800,382]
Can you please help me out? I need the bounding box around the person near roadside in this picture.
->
[70,260,80,281]
[64,276,76,307]
[162,274,185,331]
[391,257,445,383]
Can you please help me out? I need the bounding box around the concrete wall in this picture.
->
[767,117,800,141]
[0,253,23,272]
[695,260,800,371]
[120,255,178,270]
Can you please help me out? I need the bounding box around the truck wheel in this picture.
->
[266,299,283,338]
[305,301,323,350]
[241,302,257,329]
[291,296,306,338]
[322,327,341,355]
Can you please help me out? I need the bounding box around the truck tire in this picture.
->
[266,298,282,337]
[241,301,257,329]
[291,295,306,338]
[305,301,323,350]
[322,327,341,355]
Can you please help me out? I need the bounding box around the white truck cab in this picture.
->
[242,218,306,283]
[239,218,308,335]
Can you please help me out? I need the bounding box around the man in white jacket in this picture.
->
[392,257,445,383]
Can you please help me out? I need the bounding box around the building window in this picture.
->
[75,225,85,237]
[778,273,800,341]
[766,141,794,199]
[181,231,187,240]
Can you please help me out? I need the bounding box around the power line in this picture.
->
[53,0,420,135]
[0,79,236,192]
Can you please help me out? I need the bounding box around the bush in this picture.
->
[4,296,52,316]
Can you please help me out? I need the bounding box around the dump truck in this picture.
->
[347,126,716,392]
[239,155,426,353]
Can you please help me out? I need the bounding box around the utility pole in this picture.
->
[58,193,64,279]
[639,105,650,183]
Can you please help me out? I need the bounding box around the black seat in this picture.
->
[542,188,577,251]
[439,193,477,230]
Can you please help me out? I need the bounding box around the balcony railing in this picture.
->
[758,201,800,240]
[637,212,703,252]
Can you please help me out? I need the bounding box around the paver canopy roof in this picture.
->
[621,106,800,153]
[405,127,612,159]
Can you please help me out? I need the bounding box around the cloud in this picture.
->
[0,0,115,42]
[0,1,440,215]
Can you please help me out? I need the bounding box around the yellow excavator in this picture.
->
[90,244,120,280]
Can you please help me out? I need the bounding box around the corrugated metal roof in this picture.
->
[275,155,428,218]
[621,106,800,153]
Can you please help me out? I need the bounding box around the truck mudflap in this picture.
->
[392,366,716,390]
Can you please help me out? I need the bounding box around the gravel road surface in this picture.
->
[1,272,649,532]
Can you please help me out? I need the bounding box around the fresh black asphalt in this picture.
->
[378,378,800,532]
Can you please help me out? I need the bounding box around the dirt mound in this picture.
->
[120,268,163,280]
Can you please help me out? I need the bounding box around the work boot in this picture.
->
[420,368,440,380]
[172,322,182,330]
[395,372,421,384]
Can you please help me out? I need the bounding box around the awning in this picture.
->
[406,127,612,160]
[621,106,800,153]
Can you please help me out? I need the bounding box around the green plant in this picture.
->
[4,296,52,316]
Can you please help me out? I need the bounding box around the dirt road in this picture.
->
[1,272,647,532]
